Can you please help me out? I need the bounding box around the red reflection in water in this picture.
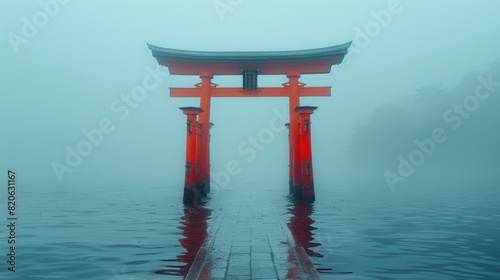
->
[156,204,212,278]
[287,200,323,258]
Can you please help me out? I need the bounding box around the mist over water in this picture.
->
[1,0,500,279]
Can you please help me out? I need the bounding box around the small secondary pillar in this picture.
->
[295,106,318,202]
[180,107,203,204]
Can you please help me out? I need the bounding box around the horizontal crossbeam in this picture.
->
[170,87,331,98]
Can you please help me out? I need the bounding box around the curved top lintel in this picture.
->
[147,42,352,63]
[147,42,352,75]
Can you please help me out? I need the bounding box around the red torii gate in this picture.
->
[148,42,351,204]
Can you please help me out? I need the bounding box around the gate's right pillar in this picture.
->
[294,106,318,202]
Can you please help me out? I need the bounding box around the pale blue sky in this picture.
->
[1,0,500,188]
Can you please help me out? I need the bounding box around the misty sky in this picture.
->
[1,0,500,189]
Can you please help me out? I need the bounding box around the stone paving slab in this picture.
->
[186,189,321,280]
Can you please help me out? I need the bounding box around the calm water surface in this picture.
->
[272,184,500,280]
[1,183,499,279]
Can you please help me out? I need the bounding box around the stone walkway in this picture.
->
[185,189,320,280]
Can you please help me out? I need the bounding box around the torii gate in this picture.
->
[148,42,351,204]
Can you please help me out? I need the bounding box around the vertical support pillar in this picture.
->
[196,122,203,194]
[285,123,292,194]
[207,122,214,193]
[295,106,317,202]
[180,107,203,204]
[287,72,302,199]
[198,73,213,196]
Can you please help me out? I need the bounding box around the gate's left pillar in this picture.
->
[180,107,203,204]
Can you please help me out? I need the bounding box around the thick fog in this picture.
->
[2,0,500,193]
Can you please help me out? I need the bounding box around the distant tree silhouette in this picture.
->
[347,58,500,185]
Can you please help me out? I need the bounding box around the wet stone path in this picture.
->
[185,188,320,280]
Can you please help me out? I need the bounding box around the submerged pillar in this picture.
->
[295,106,317,202]
[287,72,302,199]
[180,107,203,204]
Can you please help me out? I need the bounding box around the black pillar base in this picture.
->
[196,182,209,197]
[302,183,315,202]
[291,184,315,202]
[183,186,208,205]
[183,188,196,204]
[301,194,315,203]
[293,184,302,200]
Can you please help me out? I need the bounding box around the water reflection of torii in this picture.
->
[287,200,322,258]
[158,199,326,278]
[156,204,212,278]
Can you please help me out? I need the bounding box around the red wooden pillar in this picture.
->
[295,106,317,202]
[288,72,302,199]
[197,73,213,196]
[195,122,203,195]
[180,107,203,204]
[207,122,214,193]
[285,123,293,194]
